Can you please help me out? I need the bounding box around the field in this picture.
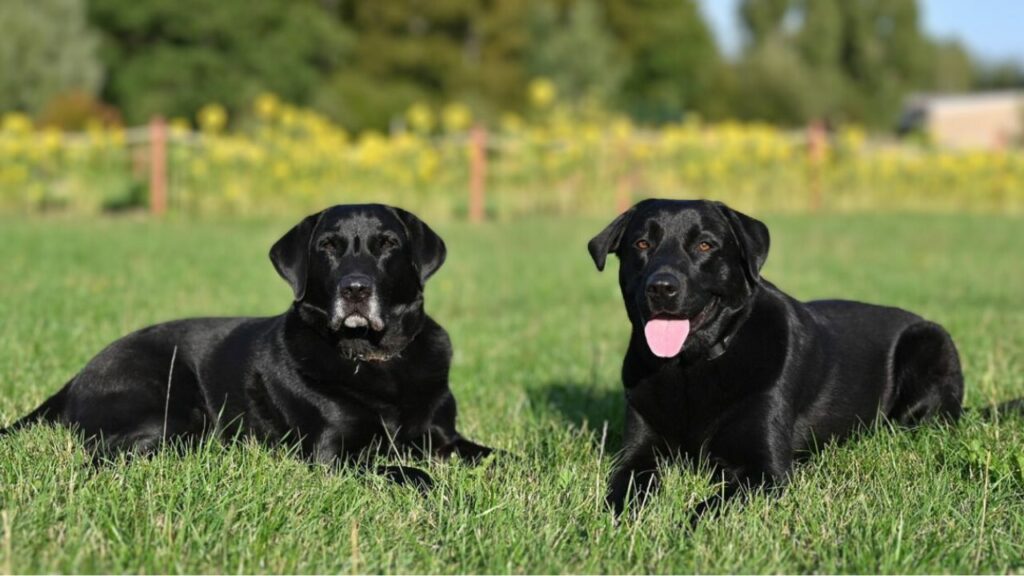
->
[1,212,1023,573]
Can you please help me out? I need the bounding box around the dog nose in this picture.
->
[646,273,680,301]
[340,274,373,303]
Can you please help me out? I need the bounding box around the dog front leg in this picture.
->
[374,464,435,493]
[606,406,667,517]
[423,391,496,463]
[688,458,791,527]
[435,436,494,462]
[318,438,436,493]
[607,449,661,517]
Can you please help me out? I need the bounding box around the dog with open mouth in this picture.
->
[1,204,492,487]
[589,199,968,520]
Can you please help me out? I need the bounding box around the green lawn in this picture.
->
[1,212,1023,573]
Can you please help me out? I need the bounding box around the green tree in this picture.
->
[737,0,960,126]
[606,0,722,122]
[739,0,790,46]
[321,0,530,131]
[926,40,973,92]
[734,36,817,124]
[974,60,1024,90]
[835,0,931,123]
[88,0,352,123]
[0,0,103,115]
[526,0,626,106]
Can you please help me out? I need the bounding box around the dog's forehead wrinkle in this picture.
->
[657,203,732,241]
[641,207,705,244]
[641,218,664,240]
[322,212,395,238]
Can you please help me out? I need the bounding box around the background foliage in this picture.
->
[0,0,103,116]
[3,95,1023,219]
[3,0,1022,131]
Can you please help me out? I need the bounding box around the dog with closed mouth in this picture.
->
[589,199,967,519]
[1,204,491,486]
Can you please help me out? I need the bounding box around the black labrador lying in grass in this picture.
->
[1,204,491,487]
[588,199,973,520]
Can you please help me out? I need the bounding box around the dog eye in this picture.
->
[697,241,714,252]
[635,239,651,250]
[317,238,334,252]
[380,235,399,250]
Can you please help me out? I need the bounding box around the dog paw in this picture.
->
[376,465,434,493]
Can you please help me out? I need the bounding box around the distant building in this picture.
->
[899,91,1024,149]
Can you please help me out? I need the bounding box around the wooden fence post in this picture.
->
[469,125,487,223]
[806,120,827,212]
[149,116,168,216]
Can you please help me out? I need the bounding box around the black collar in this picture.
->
[702,287,759,361]
[705,335,733,361]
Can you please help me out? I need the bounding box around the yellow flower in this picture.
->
[840,125,866,152]
[611,116,633,140]
[406,103,435,133]
[356,131,388,167]
[169,117,191,137]
[442,102,472,133]
[109,127,126,147]
[279,105,298,127]
[416,149,441,182]
[272,161,291,180]
[41,128,62,153]
[528,78,556,109]
[197,104,228,133]
[254,93,280,120]
[2,113,33,134]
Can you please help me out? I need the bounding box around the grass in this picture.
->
[0,211,1023,573]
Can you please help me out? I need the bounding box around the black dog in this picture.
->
[2,204,491,486]
[588,199,967,518]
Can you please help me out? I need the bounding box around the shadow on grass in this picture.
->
[528,380,625,447]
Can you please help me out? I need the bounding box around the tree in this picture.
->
[734,36,818,124]
[835,0,932,123]
[526,0,626,106]
[321,0,531,131]
[88,0,352,123]
[0,0,103,115]
[606,0,722,122]
[736,0,960,126]
[739,0,790,46]
[926,40,973,93]
[973,59,1024,90]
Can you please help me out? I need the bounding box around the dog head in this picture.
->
[588,199,769,360]
[270,204,445,361]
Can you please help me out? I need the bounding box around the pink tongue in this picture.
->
[644,319,691,358]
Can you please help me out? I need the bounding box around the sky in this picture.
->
[697,0,1024,65]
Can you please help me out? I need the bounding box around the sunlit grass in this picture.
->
[0,213,1022,572]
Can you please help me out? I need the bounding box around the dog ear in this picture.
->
[269,210,326,301]
[390,207,447,283]
[715,202,770,285]
[587,208,635,271]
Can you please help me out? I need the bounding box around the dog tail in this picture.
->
[974,397,1024,420]
[0,384,69,437]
